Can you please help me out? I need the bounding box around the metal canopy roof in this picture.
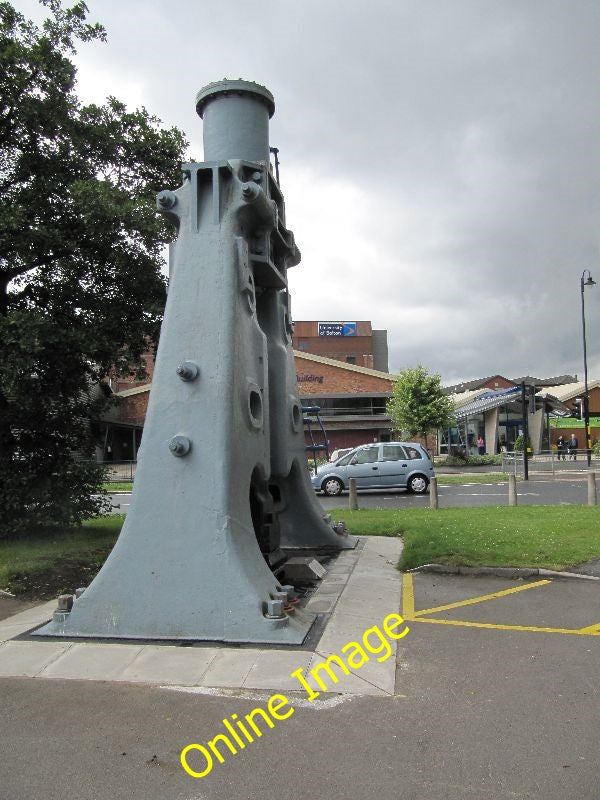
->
[453,387,521,419]
[453,387,571,419]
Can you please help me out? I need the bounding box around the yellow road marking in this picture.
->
[402,573,415,618]
[410,616,600,636]
[402,573,600,637]
[577,622,600,633]
[413,579,551,617]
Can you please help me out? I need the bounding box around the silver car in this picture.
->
[311,441,434,496]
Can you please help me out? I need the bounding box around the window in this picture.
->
[382,444,406,461]
[354,446,379,464]
[405,446,422,460]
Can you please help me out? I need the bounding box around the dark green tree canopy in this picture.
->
[387,365,455,439]
[0,0,187,533]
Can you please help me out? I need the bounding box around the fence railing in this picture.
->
[98,461,137,482]
[501,450,600,476]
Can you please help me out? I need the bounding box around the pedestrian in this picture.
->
[556,435,566,461]
[567,433,578,460]
[477,435,485,455]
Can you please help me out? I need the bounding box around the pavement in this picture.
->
[3,534,600,799]
[0,536,403,697]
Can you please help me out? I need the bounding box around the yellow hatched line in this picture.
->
[410,616,600,637]
[412,579,551,617]
[402,572,600,637]
[577,622,600,633]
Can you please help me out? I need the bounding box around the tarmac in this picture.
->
[0,535,403,697]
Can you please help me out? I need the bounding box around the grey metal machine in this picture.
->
[34,79,356,645]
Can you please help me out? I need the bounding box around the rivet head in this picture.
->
[157,190,177,209]
[176,361,200,381]
[169,435,191,457]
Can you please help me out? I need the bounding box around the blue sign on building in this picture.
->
[318,321,357,337]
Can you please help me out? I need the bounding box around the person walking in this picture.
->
[556,435,566,461]
[477,435,485,455]
[567,433,579,460]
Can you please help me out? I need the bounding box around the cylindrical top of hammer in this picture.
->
[196,79,275,165]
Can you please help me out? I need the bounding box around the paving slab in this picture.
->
[0,640,72,677]
[200,648,266,688]
[242,649,314,691]
[118,645,219,685]
[0,536,403,695]
[41,643,144,680]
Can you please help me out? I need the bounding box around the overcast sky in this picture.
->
[15,0,600,384]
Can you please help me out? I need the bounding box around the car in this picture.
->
[311,441,434,496]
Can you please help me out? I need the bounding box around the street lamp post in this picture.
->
[580,269,595,467]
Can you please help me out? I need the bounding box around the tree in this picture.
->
[0,0,187,534]
[387,365,454,439]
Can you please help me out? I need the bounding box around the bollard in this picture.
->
[349,478,358,511]
[508,474,518,506]
[429,476,439,510]
[588,472,597,506]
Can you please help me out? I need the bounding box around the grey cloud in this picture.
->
[12,0,600,382]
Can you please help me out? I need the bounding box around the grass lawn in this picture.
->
[3,506,600,598]
[436,473,508,485]
[101,482,133,492]
[329,506,600,572]
[0,516,123,597]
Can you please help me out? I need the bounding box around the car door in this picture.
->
[344,445,381,488]
[378,444,409,487]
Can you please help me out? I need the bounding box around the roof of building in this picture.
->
[113,350,395,400]
[293,350,394,381]
[444,373,578,395]
[510,374,578,387]
[539,379,600,402]
[452,386,572,419]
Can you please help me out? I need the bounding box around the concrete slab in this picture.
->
[201,648,264,688]
[41,643,143,680]
[0,600,56,641]
[0,640,72,677]
[0,536,404,696]
[242,649,313,691]
[117,645,219,685]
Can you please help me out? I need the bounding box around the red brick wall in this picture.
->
[296,356,393,396]
[480,375,516,391]
[117,392,150,426]
[293,321,375,366]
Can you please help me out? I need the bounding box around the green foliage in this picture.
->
[387,365,454,439]
[513,435,532,452]
[438,454,503,467]
[0,1,187,535]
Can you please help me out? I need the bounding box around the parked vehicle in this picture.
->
[311,441,434,496]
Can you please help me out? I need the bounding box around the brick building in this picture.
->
[97,350,399,461]
[292,320,388,372]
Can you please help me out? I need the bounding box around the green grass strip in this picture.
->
[436,473,509,485]
[329,506,600,572]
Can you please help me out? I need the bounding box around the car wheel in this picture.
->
[322,477,344,497]
[407,474,429,494]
